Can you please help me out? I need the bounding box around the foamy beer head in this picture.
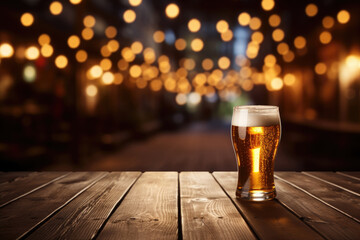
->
[232,105,280,128]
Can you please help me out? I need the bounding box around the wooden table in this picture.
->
[0,171,359,239]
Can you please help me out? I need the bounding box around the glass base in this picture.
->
[236,189,276,201]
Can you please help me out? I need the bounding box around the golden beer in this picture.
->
[231,106,281,201]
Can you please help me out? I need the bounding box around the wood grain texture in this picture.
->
[275,172,360,222]
[275,178,360,240]
[26,172,141,240]
[303,172,360,195]
[213,172,324,240]
[180,172,255,240]
[0,172,34,183]
[0,172,106,240]
[0,172,68,207]
[338,172,360,179]
[97,172,178,240]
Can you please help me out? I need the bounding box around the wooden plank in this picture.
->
[303,172,360,195]
[0,172,106,240]
[275,178,360,240]
[338,171,360,179]
[97,172,178,240]
[26,172,141,240]
[0,172,35,183]
[275,172,360,222]
[213,172,324,240]
[0,172,68,207]
[180,172,255,240]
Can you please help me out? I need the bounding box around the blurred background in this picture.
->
[0,0,359,171]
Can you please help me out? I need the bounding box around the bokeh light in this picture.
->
[40,44,53,57]
[315,62,327,75]
[188,18,201,32]
[294,36,306,49]
[67,35,81,49]
[49,1,63,15]
[55,55,68,69]
[322,16,335,29]
[191,38,204,52]
[20,13,34,27]
[86,85,98,97]
[129,0,142,7]
[319,31,332,44]
[175,38,186,51]
[38,34,50,46]
[216,20,229,33]
[268,14,281,27]
[165,3,180,19]
[75,50,87,63]
[0,43,14,58]
[238,12,251,26]
[272,28,285,42]
[153,31,165,43]
[218,56,230,70]
[123,9,136,23]
[261,0,275,11]
[105,26,117,38]
[337,10,350,24]
[83,15,95,27]
[305,3,318,17]
[82,28,94,40]
[25,46,40,60]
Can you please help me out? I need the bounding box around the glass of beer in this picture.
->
[231,105,281,201]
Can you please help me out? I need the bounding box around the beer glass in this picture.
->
[231,105,281,201]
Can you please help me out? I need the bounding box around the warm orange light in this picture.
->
[305,3,318,17]
[249,17,261,30]
[69,0,82,5]
[131,41,143,54]
[315,62,327,75]
[268,14,281,27]
[283,50,295,63]
[20,13,34,27]
[123,9,136,23]
[75,50,87,62]
[143,48,156,64]
[40,44,53,57]
[101,72,114,85]
[101,45,111,57]
[188,18,201,32]
[337,10,350,24]
[105,26,117,38]
[272,28,284,42]
[25,46,40,60]
[218,56,230,70]
[221,29,233,42]
[319,31,332,44]
[38,34,50,46]
[49,1,63,15]
[175,93,187,105]
[83,15,95,27]
[0,43,14,58]
[183,58,196,70]
[100,58,112,71]
[191,38,204,52]
[67,35,80,49]
[153,31,165,43]
[114,73,124,85]
[284,73,296,86]
[216,20,229,33]
[107,40,119,52]
[264,54,276,67]
[82,28,94,40]
[322,16,334,29]
[270,77,283,90]
[294,36,306,49]
[251,31,264,44]
[121,47,135,62]
[89,65,103,78]
[129,65,142,78]
[202,58,214,71]
[129,0,142,7]
[150,79,162,91]
[238,12,251,26]
[261,0,275,11]
[86,85,98,97]
[165,3,180,19]
[117,59,129,71]
[55,55,68,69]
[277,42,289,55]
[175,38,186,51]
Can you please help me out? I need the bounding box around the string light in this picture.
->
[129,0,142,7]
[0,43,14,58]
[238,12,251,26]
[188,19,201,32]
[337,10,350,24]
[123,9,136,23]
[165,3,180,19]
[83,15,95,27]
[20,13,34,27]
[305,3,318,17]
[25,46,40,60]
[175,38,186,51]
[55,55,68,69]
[49,1,63,15]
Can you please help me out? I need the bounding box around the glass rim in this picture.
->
[233,105,279,112]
